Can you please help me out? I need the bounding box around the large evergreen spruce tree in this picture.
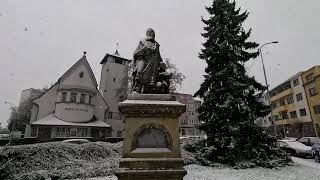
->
[194,0,279,165]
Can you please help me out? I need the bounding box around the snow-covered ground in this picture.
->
[88,157,320,180]
[291,157,320,170]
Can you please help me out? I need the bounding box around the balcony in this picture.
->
[270,88,293,102]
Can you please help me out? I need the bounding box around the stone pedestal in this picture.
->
[116,94,187,180]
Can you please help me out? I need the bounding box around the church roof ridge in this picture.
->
[58,52,98,87]
[100,52,131,64]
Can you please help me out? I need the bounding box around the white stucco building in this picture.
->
[99,50,130,137]
[25,53,111,141]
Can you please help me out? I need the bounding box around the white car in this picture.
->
[62,139,90,144]
[277,139,312,157]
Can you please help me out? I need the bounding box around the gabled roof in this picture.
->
[32,54,99,103]
[100,50,131,64]
[59,54,98,87]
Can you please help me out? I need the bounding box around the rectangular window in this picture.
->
[296,93,303,101]
[271,102,277,109]
[290,111,297,118]
[71,130,76,137]
[279,98,286,106]
[56,127,61,137]
[70,92,77,103]
[274,115,280,121]
[299,108,307,117]
[104,110,108,120]
[65,128,71,137]
[306,73,314,81]
[77,128,88,137]
[113,113,118,120]
[108,112,113,119]
[80,93,86,103]
[309,87,318,96]
[293,78,299,87]
[280,111,289,119]
[264,119,268,124]
[118,113,123,120]
[287,96,294,104]
[88,95,92,104]
[61,128,65,137]
[314,105,320,114]
[62,92,67,102]
[117,130,122,137]
[115,58,123,64]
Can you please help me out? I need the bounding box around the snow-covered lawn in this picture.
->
[291,157,320,170]
[88,157,320,180]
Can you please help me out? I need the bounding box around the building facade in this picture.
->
[19,88,44,106]
[174,93,202,136]
[258,66,320,138]
[25,54,111,142]
[302,66,320,136]
[254,94,273,128]
[99,51,130,137]
[269,72,315,138]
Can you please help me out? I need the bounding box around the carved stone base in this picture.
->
[115,94,187,180]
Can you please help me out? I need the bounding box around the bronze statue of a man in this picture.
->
[132,28,171,94]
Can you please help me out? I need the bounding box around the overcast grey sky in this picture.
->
[0,0,319,127]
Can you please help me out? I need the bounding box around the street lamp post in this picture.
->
[258,41,279,137]
[4,101,16,145]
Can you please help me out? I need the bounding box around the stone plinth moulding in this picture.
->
[115,94,187,180]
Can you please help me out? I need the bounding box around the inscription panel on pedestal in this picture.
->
[136,127,168,148]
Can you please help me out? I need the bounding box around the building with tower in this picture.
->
[99,50,130,137]
[25,53,111,141]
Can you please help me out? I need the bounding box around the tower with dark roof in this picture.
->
[99,50,130,137]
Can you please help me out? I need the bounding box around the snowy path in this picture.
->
[291,156,320,169]
[88,157,320,180]
[184,163,320,180]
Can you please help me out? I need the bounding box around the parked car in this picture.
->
[62,139,90,144]
[276,139,312,157]
[298,137,320,146]
[282,137,298,141]
[311,142,320,163]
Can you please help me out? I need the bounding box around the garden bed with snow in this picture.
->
[0,139,306,180]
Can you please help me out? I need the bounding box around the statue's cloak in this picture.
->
[133,39,163,85]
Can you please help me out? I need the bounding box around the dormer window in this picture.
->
[70,92,77,102]
[62,92,67,102]
[80,93,86,103]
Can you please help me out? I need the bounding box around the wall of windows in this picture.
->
[56,127,90,137]
[59,91,94,105]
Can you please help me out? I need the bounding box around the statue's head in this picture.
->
[146,28,155,41]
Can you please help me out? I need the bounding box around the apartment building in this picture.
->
[259,66,320,138]
[269,72,316,138]
[301,66,320,136]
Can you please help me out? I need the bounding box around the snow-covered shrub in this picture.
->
[182,136,291,168]
[0,141,122,180]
